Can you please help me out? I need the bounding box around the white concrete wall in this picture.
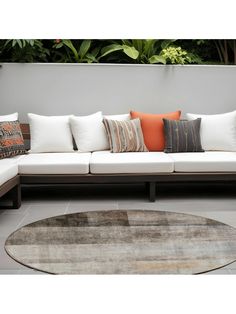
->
[0,63,235,122]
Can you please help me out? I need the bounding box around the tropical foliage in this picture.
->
[2,39,50,62]
[0,39,235,64]
[99,40,167,64]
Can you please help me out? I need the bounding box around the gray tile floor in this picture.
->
[1,182,236,275]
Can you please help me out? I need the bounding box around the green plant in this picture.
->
[53,40,100,63]
[160,46,197,64]
[5,39,35,48]
[99,40,166,64]
[3,40,50,62]
[0,39,234,64]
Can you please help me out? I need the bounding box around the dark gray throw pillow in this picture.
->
[163,118,204,153]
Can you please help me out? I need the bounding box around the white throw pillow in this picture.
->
[28,113,74,153]
[70,112,107,152]
[186,111,236,151]
[0,112,18,121]
[70,112,130,152]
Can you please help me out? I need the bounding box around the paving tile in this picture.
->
[227,269,236,275]
[118,202,162,210]
[2,204,31,215]
[117,201,234,215]
[67,201,119,214]
[196,211,236,228]
[0,270,26,274]
[204,268,231,275]
[28,203,69,211]
[0,236,29,271]
[0,226,50,273]
[19,205,68,227]
[0,212,27,236]
[225,261,236,270]
[23,200,70,207]
[0,269,45,274]
[117,196,236,209]
[154,199,236,212]
[69,194,147,203]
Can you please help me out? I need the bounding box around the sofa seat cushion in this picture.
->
[18,153,91,175]
[90,151,174,174]
[169,152,236,172]
[0,159,18,186]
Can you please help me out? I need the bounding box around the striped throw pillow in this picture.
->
[103,118,148,153]
[163,118,204,153]
[0,121,26,159]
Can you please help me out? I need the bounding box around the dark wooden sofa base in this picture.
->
[20,172,236,203]
[0,176,21,209]
[2,172,236,209]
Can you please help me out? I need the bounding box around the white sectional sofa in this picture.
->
[1,110,236,208]
[0,156,22,209]
[0,157,19,187]
[1,150,236,208]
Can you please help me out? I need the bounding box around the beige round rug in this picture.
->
[5,210,236,274]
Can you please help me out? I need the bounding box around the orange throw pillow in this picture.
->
[130,110,181,151]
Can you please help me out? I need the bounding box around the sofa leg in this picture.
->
[11,184,21,209]
[148,182,156,202]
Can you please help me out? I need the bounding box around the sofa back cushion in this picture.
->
[130,110,181,151]
[28,113,74,153]
[70,112,130,152]
[0,120,26,159]
[70,112,108,152]
[104,113,130,121]
[0,112,18,122]
[103,118,148,153]
[186,111,236,151]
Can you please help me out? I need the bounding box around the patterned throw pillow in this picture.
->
[0,121,26,159]
[163,118,204,153]
[103,118,148,153]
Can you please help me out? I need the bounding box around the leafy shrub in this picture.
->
[161,46,195,64]
[0,39,235,64]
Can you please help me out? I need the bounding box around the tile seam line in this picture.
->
[16,204,33,228]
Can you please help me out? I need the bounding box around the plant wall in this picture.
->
[0,39,236,64]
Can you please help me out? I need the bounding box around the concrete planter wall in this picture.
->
[0,63,235,122]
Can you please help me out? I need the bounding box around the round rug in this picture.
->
[5,210,236,274]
